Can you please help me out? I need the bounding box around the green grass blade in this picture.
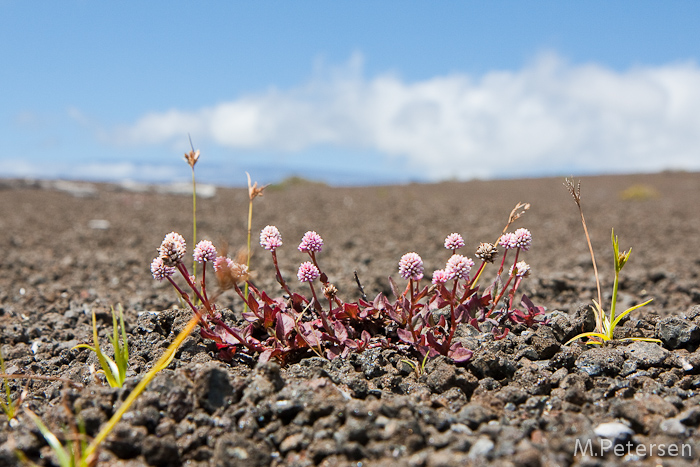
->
[83,313,200,464]
[565,332,610,346]
[25,409,73,467]
[611,298,654,329]
[90,311,118,388]
[0,346,16,420]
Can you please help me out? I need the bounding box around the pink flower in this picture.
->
[498,232,518,250]
[444,233,465,251]
[398,252,424,281]
[298,231,324,253]
[150,257,176,281]
[445,254,474,280]
[193,240,217,263]
[297,261,320,282]
[431,269,449,284]
[514,228,532,251]
[260,225,283,251]
[509,261,531,277]
[158,232,187,266]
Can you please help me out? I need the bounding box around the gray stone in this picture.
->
[623,341,668,368]
[656,317,700,349]
[468,436,495,459]
[457,403,497,430]
[575,348,624,376]
[594,421,634,441]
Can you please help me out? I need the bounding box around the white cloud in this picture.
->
[113,53,700,180]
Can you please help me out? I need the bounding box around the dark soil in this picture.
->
[1,172,700,466]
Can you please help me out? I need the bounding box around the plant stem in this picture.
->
[244,197,253,314]
[191,168,197,288]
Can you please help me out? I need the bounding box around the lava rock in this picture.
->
[212,434,272,467]
[656,317,700,349]
[623,341,668,368]
[456,403,497,430]
[575,348,624,376]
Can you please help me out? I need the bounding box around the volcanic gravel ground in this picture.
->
[1,172,700,466]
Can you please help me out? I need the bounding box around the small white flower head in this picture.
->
[514,228,532,251]
[193,240,217,263]
[151,257,176,281]
[298,231,324,253]
[444,233,465,251]
[398,252,424,281]
[509,261,531,278]
[445,254,475,281]
[498,232,518,250]
[431,269,449,285]
[260,225,283,251]
[297,261,320,282]
[158,232,187,266]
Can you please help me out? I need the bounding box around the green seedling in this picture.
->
[20,313,199,467]
[564,179,661,346]
[401,352,431,378]
[0,346,17,423]
[22,408,89,467]
[73,305,129,388]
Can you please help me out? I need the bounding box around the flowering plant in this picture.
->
[150,203,546,365]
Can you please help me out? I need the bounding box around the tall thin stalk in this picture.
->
[244,173,267,312]
[184,135,200,285]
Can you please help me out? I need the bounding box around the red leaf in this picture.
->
[397,327,416,344]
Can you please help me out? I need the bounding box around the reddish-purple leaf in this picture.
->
[397,327,416,344]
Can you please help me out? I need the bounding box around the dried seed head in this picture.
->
[158,232,187,266]
[323,283,338,300]
[213,256,249,290]
[184,149,200,169]
[564,177,581,205]
[398,252,424,281]
[475,242,498,263]
[247,172,267,200]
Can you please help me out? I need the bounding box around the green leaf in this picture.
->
[25,409,73,467]
[611,298,654,330]
[565,331,611,346]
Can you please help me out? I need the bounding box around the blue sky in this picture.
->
[2,2,700,186]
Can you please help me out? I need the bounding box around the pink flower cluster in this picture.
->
[399,252,424,281]
[510,261,531,277]
[158,232,187,266]
[499,228,532,251]
[150,257,176,281]
[444,233,465,251]
[431,254,475,283]
[193,240,217,263]
[513,228,532,251]
[298,231,323,253]
[260,225,283,251]
[445,254,474,280]
[297,261,320,282]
